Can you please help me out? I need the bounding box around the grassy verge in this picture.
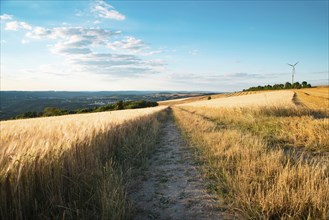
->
[173,106,329,219]
[0,109,166,219]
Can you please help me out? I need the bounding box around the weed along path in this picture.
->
[129,110,223,220]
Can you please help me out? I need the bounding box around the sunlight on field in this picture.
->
[295,87,329,110]
[1,106,166,170]
[181,106,329,152]
[158,96,208,106]
[179,91,295,108]
[0,106,167,219]
[173,90,329,219]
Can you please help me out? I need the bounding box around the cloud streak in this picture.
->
[92,0,125,20]
[2,12,164,77]
[0,14,13,20]
[170,72,286,85]
[5,21,32,31]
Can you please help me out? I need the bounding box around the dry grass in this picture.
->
[0,106,167,219]
[179,91,295,108]
[295,87,329,110]
[180,106,329,152]
[158,95,211,106]
[158,91,264,107]
[173,106,329,219]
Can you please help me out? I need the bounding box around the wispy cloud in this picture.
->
[3,13,165,77]
[69,53,165,77]
[170,72,286,85]
[5,21,32,31]
[92,0,125,21]
[223,72,279,79]
[52,44,92,55]
[0,14,13,20]
[106,36,162,56]
[107,36,145,51]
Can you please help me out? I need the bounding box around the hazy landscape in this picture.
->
[0,91,209,120]
[1,1,328,220]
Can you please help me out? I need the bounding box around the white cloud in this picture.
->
[5,21,19,30]
[107,36,145,51]
[0,14,13,20]
[24,25,165,76]
[26,27,51,39]
[69,52,165,76]
[5,21,32,31]
[107,36,163,56]
[21,39,29,44]
[25,26,118,45]
[92,0,125,20]
[51,43,92,55]
[19,22,32,30]
[3,8,164,78]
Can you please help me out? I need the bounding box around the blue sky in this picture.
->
[1,0,328,91]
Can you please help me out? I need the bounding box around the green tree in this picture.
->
[43,107,67,116]
[115,101,124,110]
[15,112,39,119]
[292,82,301,89]
[284,82,292,89]
[301,81,309,88]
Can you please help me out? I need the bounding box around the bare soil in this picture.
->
[128,111,223,220]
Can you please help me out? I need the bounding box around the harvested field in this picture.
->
[179,91,295,108]
[295,86,329,110]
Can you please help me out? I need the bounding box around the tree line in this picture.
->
[243,81,311,91]
[13,100,158,119]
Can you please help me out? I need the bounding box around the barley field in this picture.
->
[173,88,329,219]
[179,90,295,108]
[1,87,328,219]
[0,106,167,219]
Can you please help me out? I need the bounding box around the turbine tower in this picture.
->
[288,61,299,84]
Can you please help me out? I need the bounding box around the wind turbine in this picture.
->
[288,61,299,84]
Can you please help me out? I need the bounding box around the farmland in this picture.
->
[173,87,329,219]
[0,87,328,219]
[1,0,327,219]
[0,106,167,219]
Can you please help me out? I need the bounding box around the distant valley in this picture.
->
[0,91,212,120]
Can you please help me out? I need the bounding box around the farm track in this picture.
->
[292,92,305,107]
[129,109,224,220]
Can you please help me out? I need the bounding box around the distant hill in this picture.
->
[0,91,210,120]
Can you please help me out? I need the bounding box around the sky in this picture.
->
[0,0,328,92]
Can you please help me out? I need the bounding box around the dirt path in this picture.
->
[129,111,223,220]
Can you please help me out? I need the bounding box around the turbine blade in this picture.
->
[288,63,293,66]
[294,61,299,65]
